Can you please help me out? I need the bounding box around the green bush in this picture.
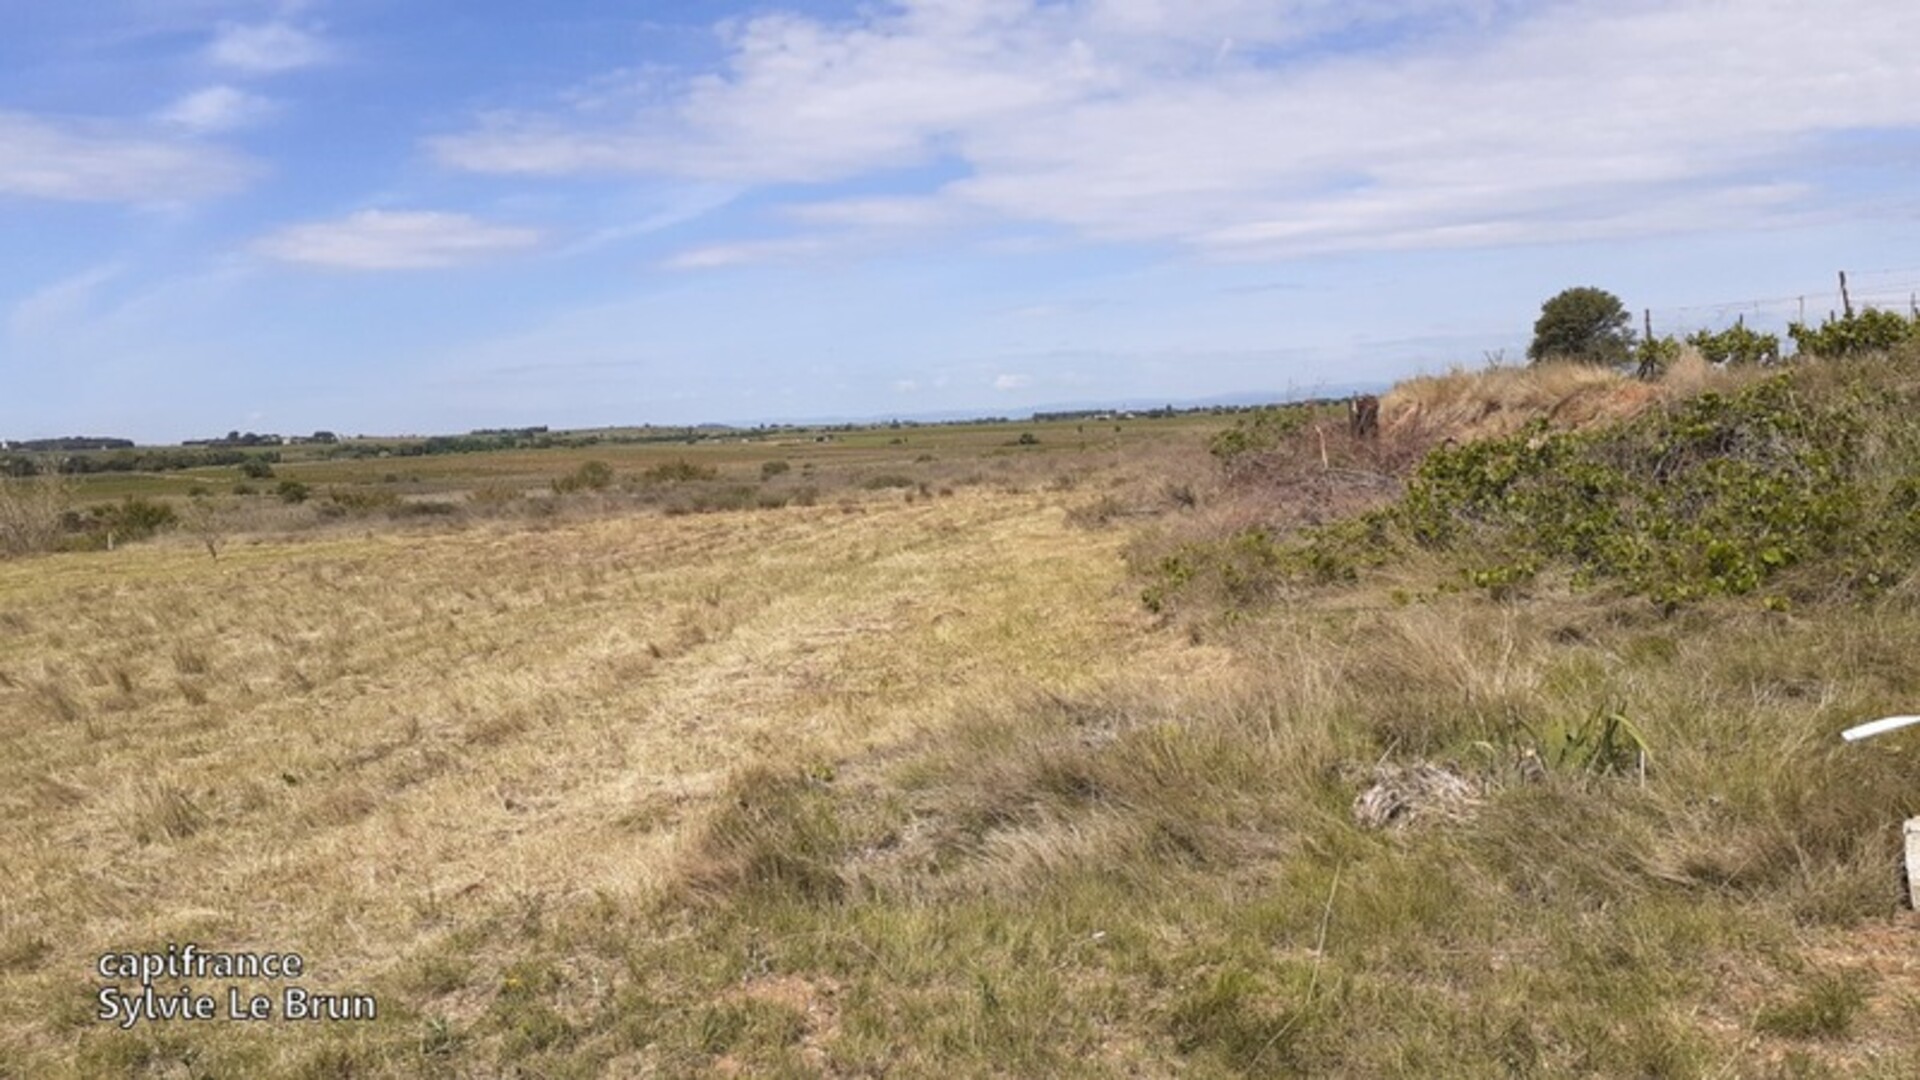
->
[1146,364,1920,612]
[1388,376,1878,605]
[72,497,178,545]
[759,459,791,479]
[238,458,276,479]
[1208,406,1312,463]
[1686,324,1780,366]
[276,480,310,504]
[1788,308,1920,358]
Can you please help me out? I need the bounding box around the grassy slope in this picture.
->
[4,378,1920,1076]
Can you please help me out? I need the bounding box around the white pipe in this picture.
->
[1841,715,1920,742]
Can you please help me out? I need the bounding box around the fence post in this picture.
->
[1840,271,1853,318]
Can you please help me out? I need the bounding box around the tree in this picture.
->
[1528,287,1637,367]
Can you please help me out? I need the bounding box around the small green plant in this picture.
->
[1753,972,1868,1040]
[1528,708,1648,776]
[1635,334,1683,379]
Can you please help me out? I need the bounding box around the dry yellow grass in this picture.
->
[0,482,1221,1074]
[1381,352,1748,443]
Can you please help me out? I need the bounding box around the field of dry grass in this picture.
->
[6,375,1920,1077]
[0,434,1223,1076]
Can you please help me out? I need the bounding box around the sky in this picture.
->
[6,0,1920,442]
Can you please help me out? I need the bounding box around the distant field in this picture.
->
[51,414,1223,502]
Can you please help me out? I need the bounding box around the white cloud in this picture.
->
[255,211,543,269]
[993,373,1032,390]
[0,111,255,202]
[208,20,331,73]
[160,85,276,133]
[431,0,1920,259]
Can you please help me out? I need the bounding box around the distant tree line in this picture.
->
[2,448,281,477]
[1,436,135,452]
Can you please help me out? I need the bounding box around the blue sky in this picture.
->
[7,0,1920,442]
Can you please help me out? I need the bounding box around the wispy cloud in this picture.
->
[208,20,332,74]
[254,210,543,269]
[7,263,123,341]
[431,0,1920,260]
[993,373,1032,390]
[660,235,834,270]
[0,111,255,202]
[784,196,963,230]
[159,85,276,133]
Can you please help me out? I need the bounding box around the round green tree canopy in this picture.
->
[1529,286,1637,366]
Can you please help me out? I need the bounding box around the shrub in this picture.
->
[641,460,718,484]
[238,458,276,479]
[276,480,310,504]
[467,483,523,507]
[1788,308,1920,358]
[1389,376,1873,604]
[324,487,400,515]
[759,459,791,479]
[75,497,179,545]
[860,474,917,490]
[1686,323,1781,366]
[1208,406,1311,463]
[551,460,614,494]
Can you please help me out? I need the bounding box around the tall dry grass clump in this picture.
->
[0,471,72,556]
[1381,353,1744,445]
